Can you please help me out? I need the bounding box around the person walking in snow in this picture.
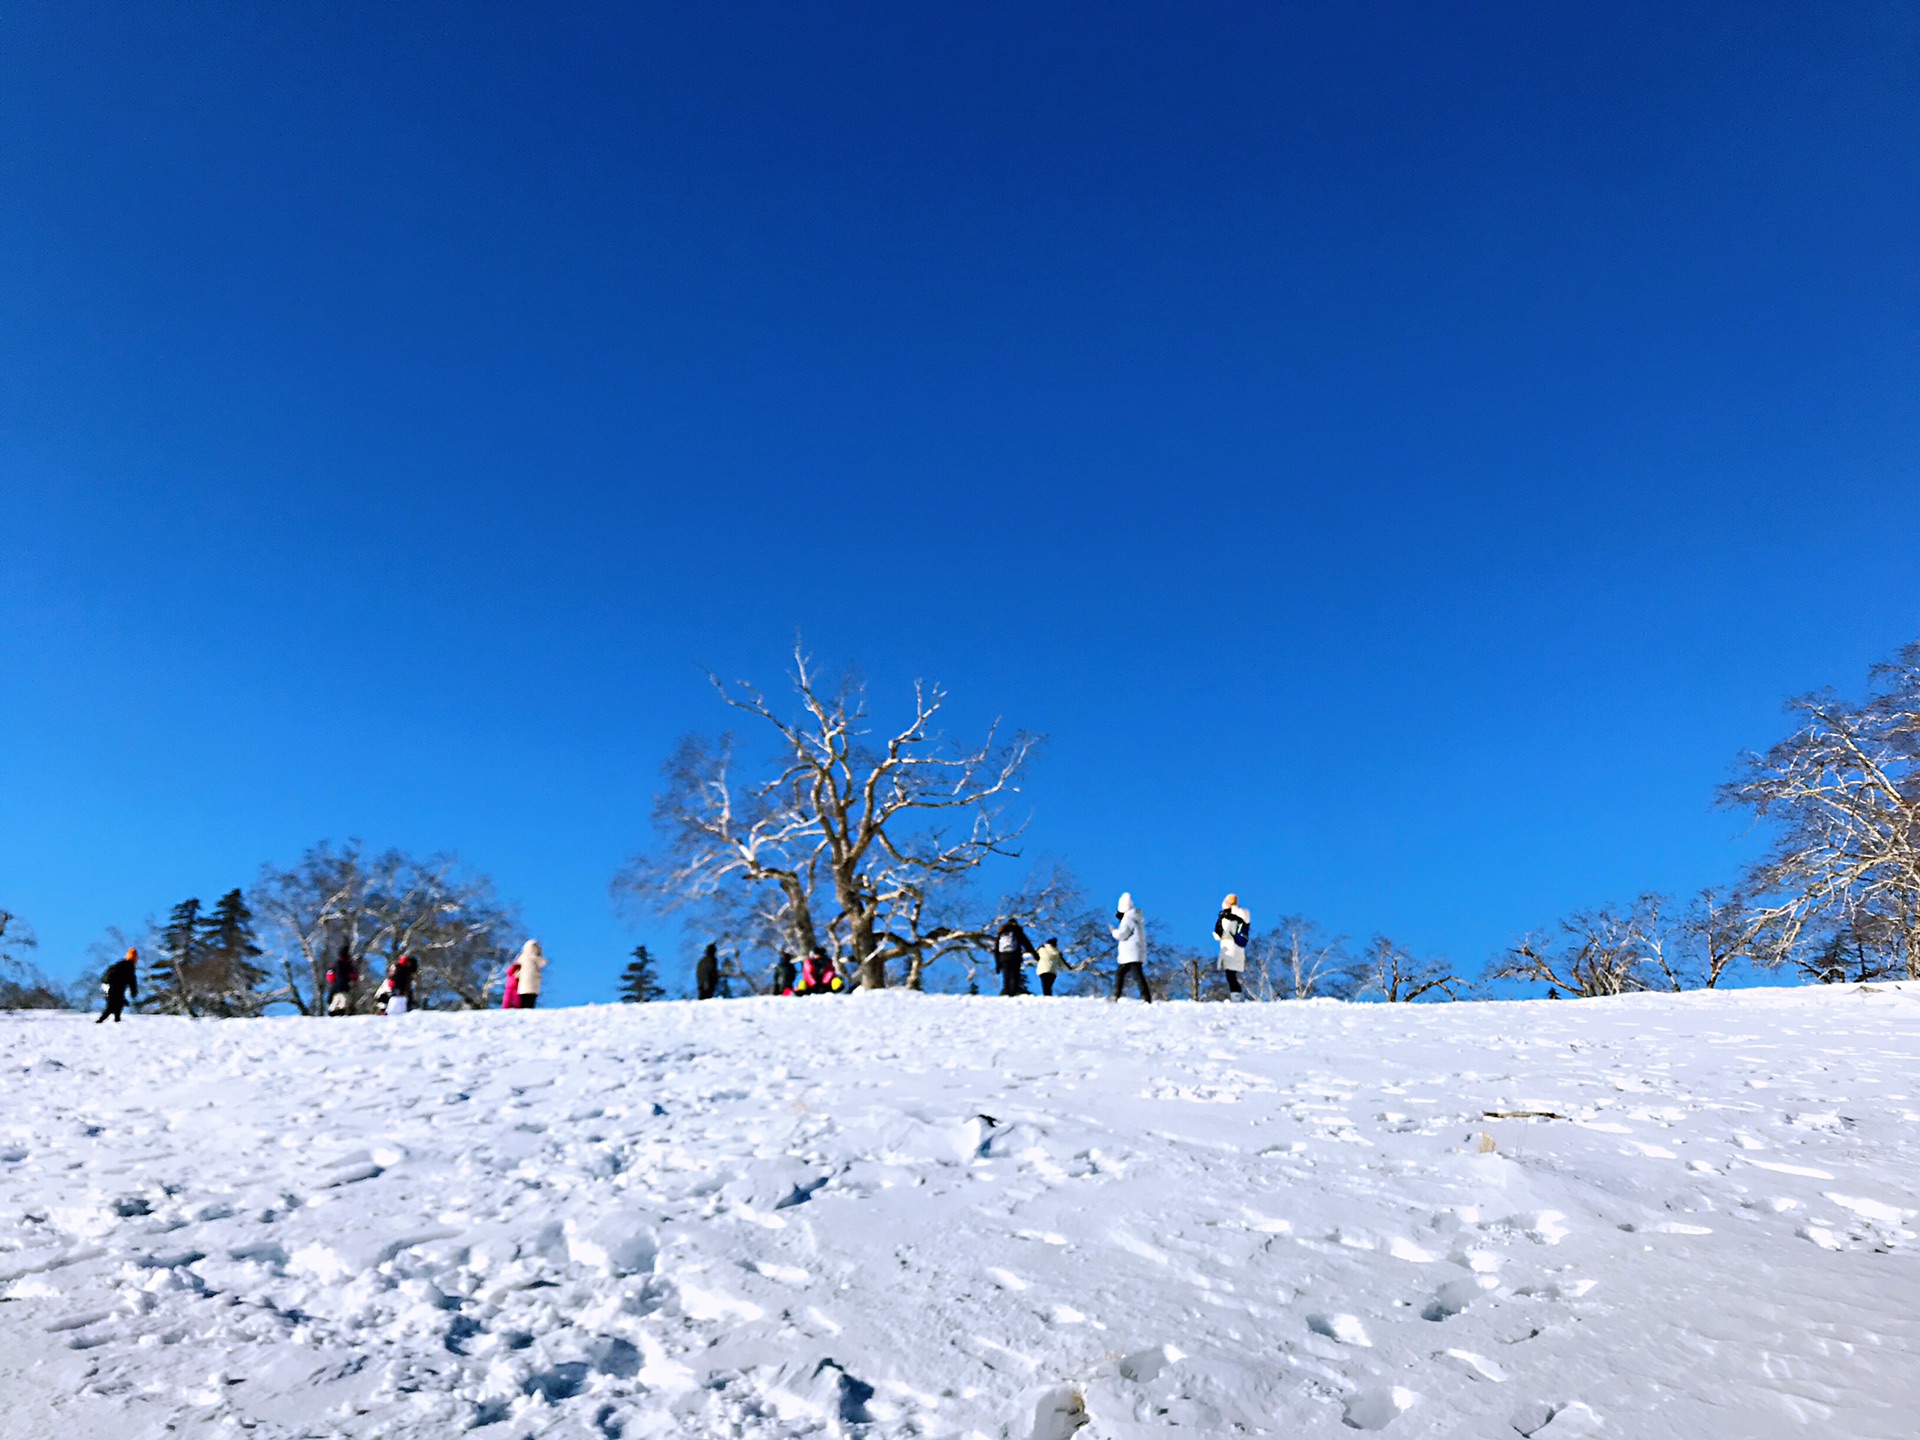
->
[98,947,139,1023]
[380,953,417,1015]
[994,918,1037,996]
[326,943,357,1016]
[1034,937,1064,996]
[1213,894,1251,999]
[500,952,520,1009]
[773,950,797,996]
[696,942,721,1001]
[511,940,546,1009]
[1110,893,1151,1003]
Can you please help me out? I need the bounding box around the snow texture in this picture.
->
[4,984,1919,1438]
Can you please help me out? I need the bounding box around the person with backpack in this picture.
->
[325,943,357,1016]
[98,948,139,1023]
[379,953,417,1015]
[1110,894,1151,1003]
[1213,894,1251,999]
[511,940,546,1009]
[696,943,721,1000]
[1034,937,1064,996]
[994,918,1037,996]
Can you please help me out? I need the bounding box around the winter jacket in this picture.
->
[103,958,138,998]
[1034,942,1063,976]
[798,952,837,992]
[696,946,721,999]
[513,941,546,995]
[1214,905,1251,973]
[995,921,1037,967]
[325,955,357,996]
[1112,895,1146,968]
[773,955,797,994]
[386,956,417,1001]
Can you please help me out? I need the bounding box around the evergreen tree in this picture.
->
[199,888,266,1015]
[149,898,205,1015]
[619,944,664,1003]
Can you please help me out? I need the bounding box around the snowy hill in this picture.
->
[4,986,1918,1439]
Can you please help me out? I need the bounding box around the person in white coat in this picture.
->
[1110,893,1151,1003]
[511,939,546,1010]
[1213,893,1251,999]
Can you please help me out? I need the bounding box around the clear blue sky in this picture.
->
[4,3,1917,1001]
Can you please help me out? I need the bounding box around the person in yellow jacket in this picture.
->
[511,939,546,1009]
[1034,938,1064,996]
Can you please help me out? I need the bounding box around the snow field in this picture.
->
[3,984,1920,1438]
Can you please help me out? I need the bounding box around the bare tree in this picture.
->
[618,648,1042,989]
[1256,916,1358,1000]
[1357,935,1458,1002]
[1490,895,1676,997]
[0,909,65,1010]
[254,841,519,1013]
[1677,887,1760,989]
[1721,640,1920,979]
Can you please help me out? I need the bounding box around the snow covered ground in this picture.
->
[4,985,1919,1440]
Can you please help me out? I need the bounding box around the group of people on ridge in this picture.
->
[91,893,1255,1016]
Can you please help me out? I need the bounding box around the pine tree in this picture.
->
[149,898,204,1016]
[199,888,266,1016]
[619,944,664,1003]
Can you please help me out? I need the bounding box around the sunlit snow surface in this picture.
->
[4,986,1919,1438]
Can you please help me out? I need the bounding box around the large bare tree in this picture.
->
[1721,640,1920,980]
[1357,935,1458,1002]
[619,649,1044,989]
[1489,894,1680,997]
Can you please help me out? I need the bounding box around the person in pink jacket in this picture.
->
[501,956,521,1010]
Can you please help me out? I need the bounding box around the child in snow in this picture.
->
[773,951,797,996]
[501,955,520,1009]
[380,953,417,1015]
[796,950,843,995]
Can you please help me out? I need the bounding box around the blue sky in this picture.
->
[3,3,1917,1001]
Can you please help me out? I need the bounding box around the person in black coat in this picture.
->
[696,943,721,1001]
[994,919,1037,997]
[98,948,139,1023]
[326,943,357,1016]
[772,951,797,996]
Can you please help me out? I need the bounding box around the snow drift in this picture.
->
[3,984,1918,1437]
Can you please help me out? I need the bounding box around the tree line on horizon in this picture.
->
[4,638,1915,1012]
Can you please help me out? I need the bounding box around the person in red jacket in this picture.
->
[325,943,357,1016]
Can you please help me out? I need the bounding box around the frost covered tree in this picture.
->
[254,841,520,1013]
[619,944,665,1003]
[617,647,1043,990]
[1721,639,1920,980]
[1257,916,1359,1000]
[0,909,65,1010]
[1489,895,1679,997]
[1357,935,1458,1002]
